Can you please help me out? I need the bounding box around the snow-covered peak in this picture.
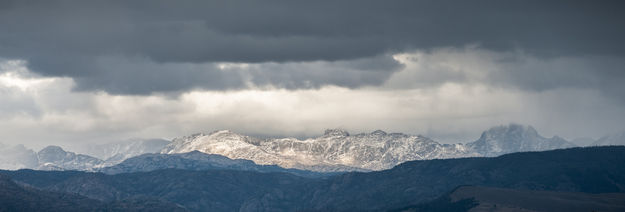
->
[468,124,575,156]
[37,145,105,171]
[37,146,70,162]
[162,129,475,171]
[371,130,387,136]
[39,145,65,153]
[477,124,538,140]
[172,133,207,143]
[162,129,261,156]
[323,129,350,137]
[210,130,236,135]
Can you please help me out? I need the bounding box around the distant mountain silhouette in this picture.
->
[466,124,576,156]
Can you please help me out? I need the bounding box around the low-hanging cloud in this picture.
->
[1,62,624,148]
[386,47,625,100]
[1,0,624,94]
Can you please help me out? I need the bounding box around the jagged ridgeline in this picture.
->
[0,124,609,172]
[161,124,576,171]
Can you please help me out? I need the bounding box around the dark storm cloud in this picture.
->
[47,54,400,95]
[0,0,624,94]
[387,47,625,101]
[70,57,246,95]
[244,55,403,90]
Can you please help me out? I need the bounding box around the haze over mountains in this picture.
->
[0,124,620,172]
[466,125,575,157]
[592,131,625,146]
[73,139,171,165]
[0,139,170,171]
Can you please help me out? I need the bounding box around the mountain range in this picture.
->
[161,124,576,171]
[161,129,475,172]
[0,139,169,171]
[2,146,624,211]
[1,124,621,173]
[0,124,621,211]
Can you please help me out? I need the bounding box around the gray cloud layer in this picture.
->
[1,0,624,94]
[386,48,625,101]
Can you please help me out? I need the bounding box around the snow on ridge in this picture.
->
[162,128,476,171]
[0,124,587,173]
[162,125,578,172]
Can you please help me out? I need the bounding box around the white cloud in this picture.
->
[1,50,624,149]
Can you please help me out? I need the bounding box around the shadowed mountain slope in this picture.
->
[2,146,624,211]
[100,150,334,178]
[0,173,186,212]
[392,185,625,212]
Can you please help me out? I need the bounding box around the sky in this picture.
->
[1,0,624,148]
